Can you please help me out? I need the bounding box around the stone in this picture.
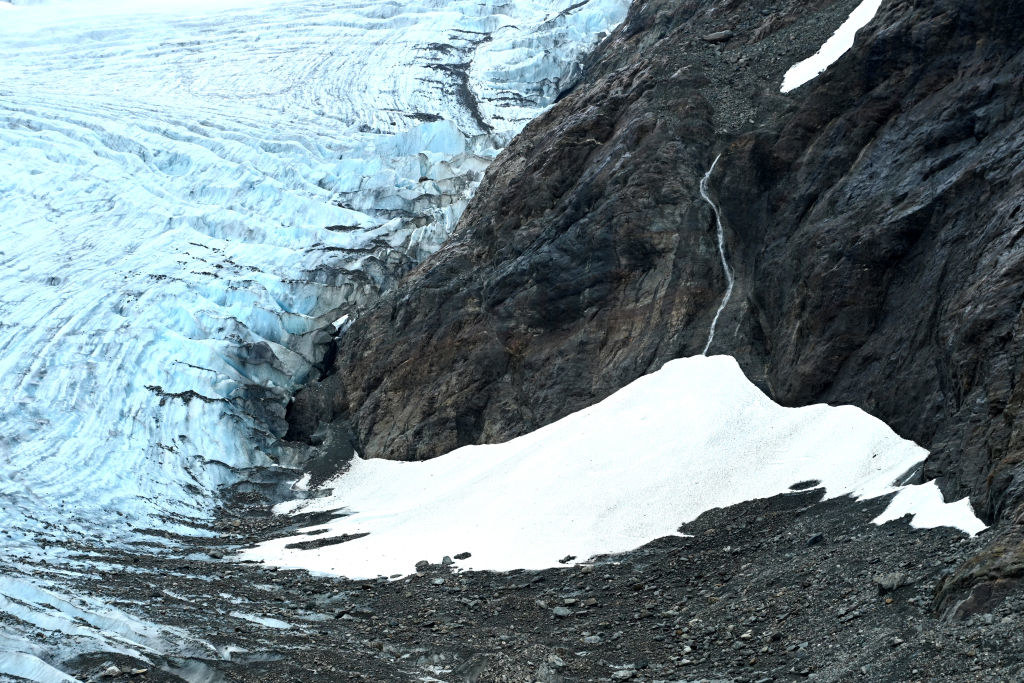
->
[873,573,909,594]
[702,30,735,43]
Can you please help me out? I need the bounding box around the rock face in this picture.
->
[293,0,1024,529]
[714,0,1024,523]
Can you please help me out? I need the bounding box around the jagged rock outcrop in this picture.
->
[292,0,1024,538]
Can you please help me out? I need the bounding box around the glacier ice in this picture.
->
[0,0,628,673]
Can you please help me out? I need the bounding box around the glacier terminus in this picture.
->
[0,0,627,676]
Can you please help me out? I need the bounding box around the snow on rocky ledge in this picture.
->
[781,0,883,93]
[248,355,985,579]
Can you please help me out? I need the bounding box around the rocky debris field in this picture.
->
[55,487,1024,682]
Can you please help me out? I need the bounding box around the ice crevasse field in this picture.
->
[0,0,630,551]
[0,0,985,679]
[0,0,629,675]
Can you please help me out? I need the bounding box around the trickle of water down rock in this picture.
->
[699,154,733,356]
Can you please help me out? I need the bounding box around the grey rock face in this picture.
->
[295,0,1024,531]
[295,0,861,462]
[714,0,1024,523]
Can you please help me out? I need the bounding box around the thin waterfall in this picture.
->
[700,154,734,355]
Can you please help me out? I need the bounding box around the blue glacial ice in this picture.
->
[0,0,627,672]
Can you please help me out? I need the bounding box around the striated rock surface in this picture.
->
[294,0,1024,538]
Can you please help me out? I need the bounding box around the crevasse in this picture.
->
[0,0,629,671]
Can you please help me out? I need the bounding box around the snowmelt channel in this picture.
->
[700,154,734,355]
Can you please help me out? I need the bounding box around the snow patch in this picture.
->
[780,0,882,93]
[873,480,987,535]
[248,355,985,579]
[228,612,292,630]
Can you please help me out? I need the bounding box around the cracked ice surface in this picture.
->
[0,0,627,670]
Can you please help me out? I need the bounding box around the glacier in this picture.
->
[0,0,628,674]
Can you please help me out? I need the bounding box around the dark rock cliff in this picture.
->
[715,0,1024,529]
[291,0,1024,539]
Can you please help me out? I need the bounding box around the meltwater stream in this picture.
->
[699,154,733,355]
[0,0,627,674]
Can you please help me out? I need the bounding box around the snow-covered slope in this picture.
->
[249,355,985,579]
[0,0,627,672]
[781,0,883,92]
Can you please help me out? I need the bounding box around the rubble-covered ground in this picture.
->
[58,488,1024,682]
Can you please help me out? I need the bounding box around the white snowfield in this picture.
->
[781,0,883,93]
[250,355,985,579]
[0,0,628,673]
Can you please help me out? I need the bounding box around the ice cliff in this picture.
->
[0,0,627,673]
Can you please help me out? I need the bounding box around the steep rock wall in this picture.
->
[293,0,1024,527]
